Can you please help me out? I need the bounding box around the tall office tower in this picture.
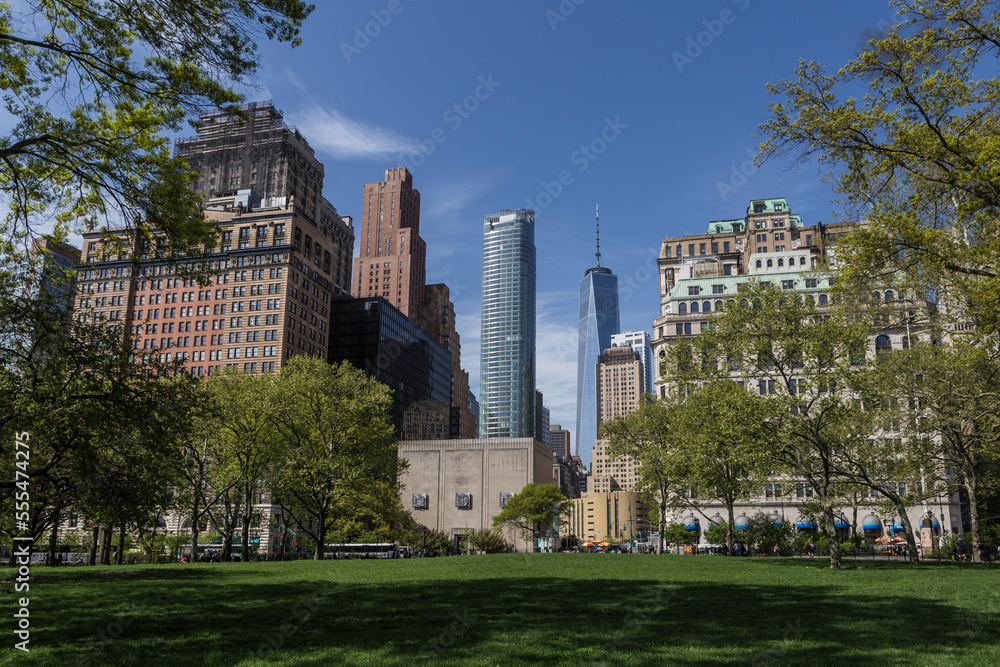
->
[175,101,328,223]
[610,330,653,396]
[591,345,644,493]
[575,206,620,470]
[480,209,536,439]
[548,425,571,460]
[352,168,427,320]
[419,283,477,438]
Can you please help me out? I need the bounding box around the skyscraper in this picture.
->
[352,168,426,320]
[575,206,620,470]
[611,330,653,396]
[480,209,536,439]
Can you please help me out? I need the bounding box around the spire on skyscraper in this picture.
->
[595,204,602,268]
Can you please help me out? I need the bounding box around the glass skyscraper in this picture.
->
[480,209,536,439]
[576,266,620,470]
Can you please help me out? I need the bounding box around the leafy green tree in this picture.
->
[602,395,685,555]
[492,483,572,552]
[668,380,772,552]
[465,528,508,554]
[661,523,697,547]
[672,281,872,569]
[268,358,400,561]
[1,0,313,255]
[743,512,796,557]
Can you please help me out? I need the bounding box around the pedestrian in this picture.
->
[807,541,816,557]
[772,543,780,557]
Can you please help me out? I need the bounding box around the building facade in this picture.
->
[480,209,536,439]
[399,438,555,552]
[590,346,645,493]
[418,283,477,438]
[610,330,653,397]
[567,491,651,543]
[327,296,451,436]
[352,168,426,320]
[576,265,620,470]
[75,191,351,376]
[648,197,963,541]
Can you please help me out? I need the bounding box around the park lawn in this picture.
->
[1,555,998,666]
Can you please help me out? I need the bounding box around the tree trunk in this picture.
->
[242,486,252,562]
[191,493,200,562]
[89,526,99,566]
[893,499,920,565]
[47,511,59,566]
[116,523,126,565]
[97,526,108,565]
[820,500,842,570]
[102,526,114,565]
[314,520,326,561]
[658,495,668,555]
[963,475,982,563]
[725,503,736,552]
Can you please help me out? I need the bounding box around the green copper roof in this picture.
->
[746,198,789,215]
[705,219,743,234]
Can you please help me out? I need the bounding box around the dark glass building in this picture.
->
[328,296,451,435]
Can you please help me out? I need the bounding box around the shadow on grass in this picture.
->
[18,561,999,666]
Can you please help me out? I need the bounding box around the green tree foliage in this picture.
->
[601,396,685,555]
[671,281,872,569]
[268,358,400,561]
[465,528,508,554]
[743,512,796,557]
[661,523,697,547]
[668,380,772,551]
[0,0,313,254]
[492,483,571,550]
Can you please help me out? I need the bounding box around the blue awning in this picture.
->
[891,524,904,531]
[735,517,750,529]
[932,520,941,529]
[861,515,881,530]
[835,520,849,529]
[796,521,817,529]
[684,516,699,530]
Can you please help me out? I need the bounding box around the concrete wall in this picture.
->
[399,438,555,550]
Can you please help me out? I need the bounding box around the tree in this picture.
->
[661,523,697,547]
[667,379,772,552]
[268,358,400,561]
[602,395,687,555]
[1,0,313,256]
[492,483,571,552]
[673,281,872,569]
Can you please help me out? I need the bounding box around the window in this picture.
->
[805,278,817,288]
[819,294,828,306]
[691,302,699,313]
[688,244,695,255]
[712,243,718,253]
[712,284,724,294]
[703,301,711,312]
[781,280,794,289]
[723,242,730,252]
[688,286,701,295]
[664,247,671,258]
[766,259,773,268]
[885,289,894,302]
[700,243,706,255]
[715,300,723,310]
[754,203,765,213]
[778,258,784,267]
[875,335,892,355]
[678,303,687,314]
[755,259,762,269]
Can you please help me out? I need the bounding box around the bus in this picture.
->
[325,543,397,559]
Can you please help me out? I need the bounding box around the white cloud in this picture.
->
[293,107,419,159]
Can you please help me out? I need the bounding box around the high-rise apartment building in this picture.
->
[480,209,536,439]
[548,425,571,460]
[352,168,426,320]
[610,331,653,397]
[75,189,351,376]
[576,244,620,470]
[591,346,644,493]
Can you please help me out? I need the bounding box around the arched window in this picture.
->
[885,289,894,302]
[728,299,736,308]
[678,302,687,314]
[766,259,773,268]
[756,259,762,268]
[873,291,881,301]
[739,299,748,309]
[778,258,784,267]
[819,294,828,306]
[715,300,723,310]
[690,302,699,313]
[875,334,892,354]
[703,301,711,312]
[901,335,911,349]
[805,295,815,305]
[799,256,807,265]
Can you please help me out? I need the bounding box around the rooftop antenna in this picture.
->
[595,204,602,268]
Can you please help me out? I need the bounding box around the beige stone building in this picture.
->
[591,346,645,493]
[567,491,651,543]
[399,438,555,551]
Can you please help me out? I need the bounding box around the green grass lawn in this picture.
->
[2,555,998,666]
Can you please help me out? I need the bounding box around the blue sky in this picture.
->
[236,0,894,439]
